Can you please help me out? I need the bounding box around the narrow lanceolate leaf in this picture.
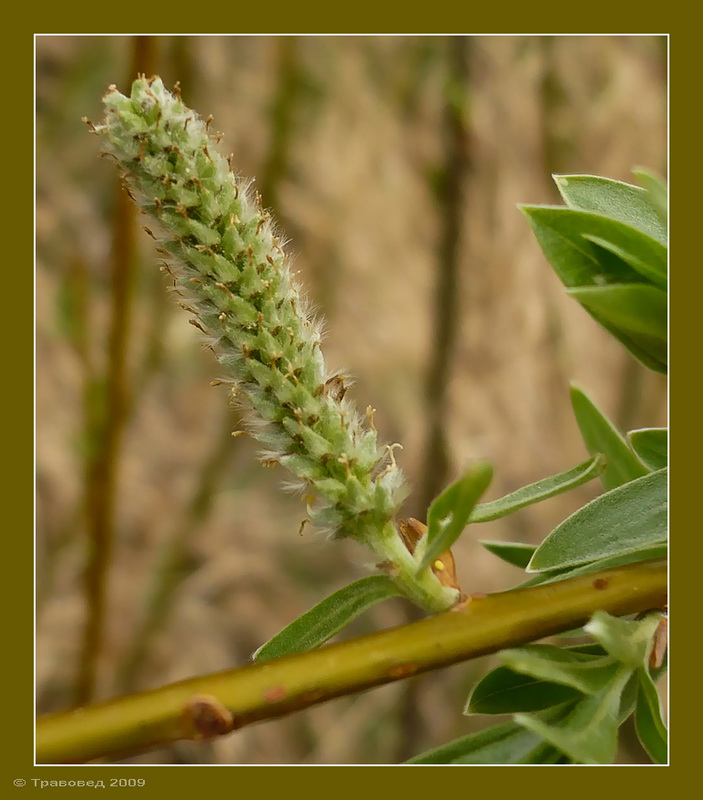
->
[470,455,604,523]
[570,386,650,490]
[520,203,667,373]
[465,665,581,715]
[252,576,401,661]
[553,174,667,247]
[581,235,666,290]
[567,284,667,342]
[406,705,575,764]
[515,666,632,764]
[635,668,668,764]
[480,541,536,569]
[584,611,662,670]
[527,468,667,572]
[519,545,667,587]
[628,428,668,471]
[519,205,666,288]
[420,461,493,572]
[632,167,668,228]
[500,644,620,695]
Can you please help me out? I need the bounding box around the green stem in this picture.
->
[38,559,666,764]
[371,521,458,613]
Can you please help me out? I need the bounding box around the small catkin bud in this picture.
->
[92,76,409,544]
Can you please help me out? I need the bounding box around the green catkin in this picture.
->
[90,76,458,613]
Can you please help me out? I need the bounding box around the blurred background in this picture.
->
[35,35,667,764]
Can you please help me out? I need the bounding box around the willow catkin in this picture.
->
[88,76,458,612]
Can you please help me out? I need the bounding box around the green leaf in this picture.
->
[628,428,668,471]
[519,544,667,587]
[466,666,580,715]
[632,167,668,228]
[570,386,650,490]
[519,743,572,764]
[470,455,605,522]
[567,284,667,342]
[406,705,575,764]
[635,668,668,764]
[519,205,666,288]
[617,657,666,728]
[581,235,666,290]
[554,174,667,246]
[480,541,536,569]
[584,611,661,670]
[515,666,632,764]
[527,468,667,572]
[520,204,667,373]
[466,646,608,715]
[500,644,620,694]
[464,645,612,714]
[618,672,641,723]
[420,461,493,571]
[252,576,401,661]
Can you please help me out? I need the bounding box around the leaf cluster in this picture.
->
[408,171,669,764]
[520,171,667,374]
[409,611,666,764]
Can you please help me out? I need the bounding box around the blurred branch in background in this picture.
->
[417,37,472,515]
[259,36,302,215]
[75,37,160,705]
[397,35,473,761]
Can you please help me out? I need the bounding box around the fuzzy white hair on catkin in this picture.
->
[279,477,312,497]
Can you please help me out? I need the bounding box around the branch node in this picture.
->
[182,695,237,740]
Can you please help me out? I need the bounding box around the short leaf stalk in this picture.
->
[88,76,457,614]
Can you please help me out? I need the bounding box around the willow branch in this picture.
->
[37,559,666,764]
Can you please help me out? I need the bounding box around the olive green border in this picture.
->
[8,9,687,798]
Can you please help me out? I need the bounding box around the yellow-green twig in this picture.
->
[38,559,666,764]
